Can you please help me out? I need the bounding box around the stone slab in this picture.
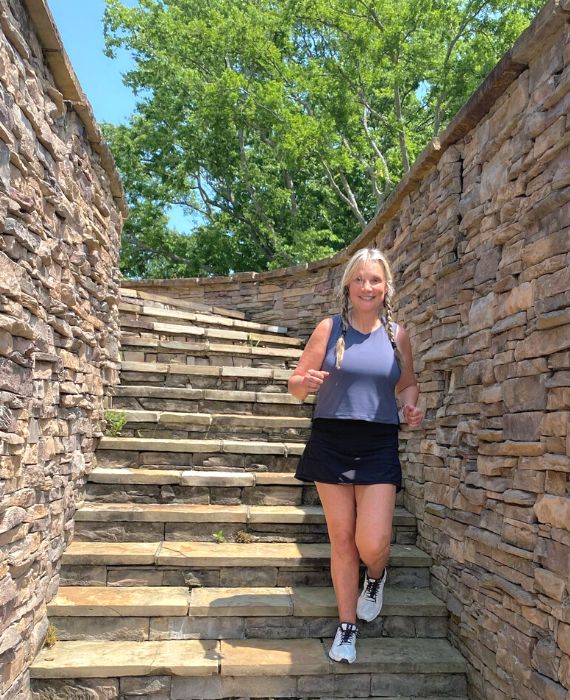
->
[156,541,329,567]
[98,437,224,453]
[62,542,159,565]
[30,640,219,678]
[88,469,305,488]
[120,335,303,358]
[180,470,255,487]
[189,587,293,617]
[89,468,185,485]
[119,302,287,335]
[48,587,190,617]
[152,543,429,568]
[253,472,304,486]
[329,637,467,675]
[248,505,324,524]
[292,586,447,617]
[219,638,329,676]
[76,504,249,523]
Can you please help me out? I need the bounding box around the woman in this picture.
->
[288,248,423,664]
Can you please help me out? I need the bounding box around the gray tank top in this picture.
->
[313,315,401,425]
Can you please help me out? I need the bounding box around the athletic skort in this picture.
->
[295,418,402,491]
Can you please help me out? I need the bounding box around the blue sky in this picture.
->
[46,1,194,231]
[47,0,137,125]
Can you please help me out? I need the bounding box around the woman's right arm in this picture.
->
[287,317,333,401]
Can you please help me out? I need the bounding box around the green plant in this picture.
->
[45,623,58,648]
[212,529,225,544]
[104,409,128,437]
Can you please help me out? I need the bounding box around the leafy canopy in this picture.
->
[103,0,543,278]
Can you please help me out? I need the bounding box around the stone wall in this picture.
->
[0,1,124,697]
[126,3,570,698]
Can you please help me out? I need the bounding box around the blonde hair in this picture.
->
[335,248,399,369]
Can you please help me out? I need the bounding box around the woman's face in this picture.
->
[348,261,387,313]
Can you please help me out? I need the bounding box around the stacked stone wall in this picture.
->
[0,1,124,697]
[126,3,570,698]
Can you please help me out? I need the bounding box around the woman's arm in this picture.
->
[395,325,423,427]
[288,318,333,401]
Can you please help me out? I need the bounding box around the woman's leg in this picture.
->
[354,483,397,578]
[315,482,359,623]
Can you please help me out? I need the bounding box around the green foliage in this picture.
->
[104,409,128,437]
[212,529,226,544]
[104,0,543,278]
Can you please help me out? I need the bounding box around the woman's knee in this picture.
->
[355,535,390,563]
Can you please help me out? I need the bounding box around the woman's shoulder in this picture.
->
[315,315,339,332]
[311,316,335,338]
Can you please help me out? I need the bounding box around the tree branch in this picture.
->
[322,160,366,228]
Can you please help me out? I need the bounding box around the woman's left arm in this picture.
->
[394,325,423,427]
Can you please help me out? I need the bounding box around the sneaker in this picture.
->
[356,568,387,622]
[328,622,358,663]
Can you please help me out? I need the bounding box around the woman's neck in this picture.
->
[349,310,382,334]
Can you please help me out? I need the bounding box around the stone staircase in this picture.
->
[31,290,468,700]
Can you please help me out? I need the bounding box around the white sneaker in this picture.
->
[328,622,358,663]
[356,569,387,622]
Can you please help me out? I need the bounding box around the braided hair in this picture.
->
[334,248,401,369]
[334,287,350,369]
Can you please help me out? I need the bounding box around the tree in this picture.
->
[104,0,543,278]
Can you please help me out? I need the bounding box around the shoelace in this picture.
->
[339,625,358,645]
[364,577,381,601]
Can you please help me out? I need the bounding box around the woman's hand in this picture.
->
[303,369,329,393]
[402,403,423,427]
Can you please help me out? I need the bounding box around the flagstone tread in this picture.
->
[30,640,218,679]
[30,637,466,679]
[62,542,431,568]
[121,335,303,359]
[220,637,466,676]
[121,318,302,347]
[113,385,313,404]
[47,585,446,620]
[98,437,306,456]
[121,361,291,381]
[48,587,190,617]
[118,410,311,429]
[118,301,288,335]
[121,287,247,320]
[189,586,446,618]
[88,468,306,487]
[75,503,414,527]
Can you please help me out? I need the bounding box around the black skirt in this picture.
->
[295,418,402,491]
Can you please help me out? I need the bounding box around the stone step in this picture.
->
[47,585,448,642]
[96,435,306,472]
[119,361,291,392]
[120,317,302,350]
[86,468,318,506]
[85,468,404,510]
[120,335,302,369]
[60,543,432,590]
[110,387,313,421]
[114,410,311,442]
[72,504,416,544]
[31,638,467,699]
[118,299,290,336]
[120,287,247,321]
